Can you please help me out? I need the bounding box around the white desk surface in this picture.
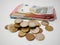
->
[0,0,60,45]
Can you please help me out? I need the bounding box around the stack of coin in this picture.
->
[18,31,26,37]
[41,20,53,31]
[14,19,23,28]
[7,24,18,32]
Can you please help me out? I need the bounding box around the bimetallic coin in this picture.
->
[20,21,28,27]
[30,27,40,34]
[28,20,37,27]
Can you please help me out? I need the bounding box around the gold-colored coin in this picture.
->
[8,24,18,32]
[18,31,26,37]
[14,23,20,28]
[45,25,53,31]
[21,27,30,33]
[41,20,49,26]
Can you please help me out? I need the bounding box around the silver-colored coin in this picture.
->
[36,33,45,41]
